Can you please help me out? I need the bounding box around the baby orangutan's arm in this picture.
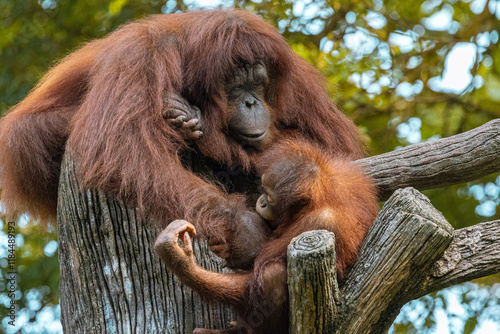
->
[154,220,251,305]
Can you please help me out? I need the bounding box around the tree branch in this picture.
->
[288,188,500,333]
[338,187,454,334]
[288,230,340,334]
[289,119,500,333]
[356,119,500,200]
[418,220,500,296]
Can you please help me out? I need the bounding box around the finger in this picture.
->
[187,130,203,140]
[169,115,186,127]
[181,231,194,255]
[189,111,202,130]
[184,118,199,130]
[171,221,195,239]
[184,223,196,238]
[169,118,181,127]
[176,115,187,126]
[164,220,193,237]
[157,221,185,243]
[162,107,184,119]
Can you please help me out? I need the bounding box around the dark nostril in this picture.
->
[245,97,256,108]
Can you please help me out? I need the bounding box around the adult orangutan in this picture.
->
[0,10,366,269]
[154,139,378,333]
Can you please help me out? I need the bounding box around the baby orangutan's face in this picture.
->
[256,174,278,226]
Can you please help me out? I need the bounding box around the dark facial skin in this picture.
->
[166,63,274,270]
[256,167,312,230]
[226,62,271,150]
[256,174,278,226]
[256,192,276,222]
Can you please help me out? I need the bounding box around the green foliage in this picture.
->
[391,281,500,334]
[0,0,182,113]
[1,0,499,333]
[0,218,60,333]
[243,0,500,227]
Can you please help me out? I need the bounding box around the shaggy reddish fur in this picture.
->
[154,139,378,333]
[0,10,364,237]
[253,138,378,280]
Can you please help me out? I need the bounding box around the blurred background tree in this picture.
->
[0,0,499,333]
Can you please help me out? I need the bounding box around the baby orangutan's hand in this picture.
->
[154,220,197,274]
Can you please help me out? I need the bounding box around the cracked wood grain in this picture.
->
[58,150,234,333]
[356,119,500,200]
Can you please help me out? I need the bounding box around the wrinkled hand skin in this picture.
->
[154,219,197,274]
[156,213,271,271]
[163,95,203,140]
[209,210,272,270]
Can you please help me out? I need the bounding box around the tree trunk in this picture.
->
[288,230,339,334]
[57,150,234,333]
[57,119,500,333]
[289,188,500,334]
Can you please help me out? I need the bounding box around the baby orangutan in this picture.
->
[154,139,378,333]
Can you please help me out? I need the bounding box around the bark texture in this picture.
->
[287,230,339,334]
[422,219,500,295]
[58,151,234,333]
[338,188,454,334]
[357,119,500,200]
[289,188,500,334]
[56,119,500,333]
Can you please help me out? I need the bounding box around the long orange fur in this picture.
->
[0,11,364,238]
[155,139,378,333]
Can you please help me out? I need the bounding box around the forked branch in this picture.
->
[288,188,500,334]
